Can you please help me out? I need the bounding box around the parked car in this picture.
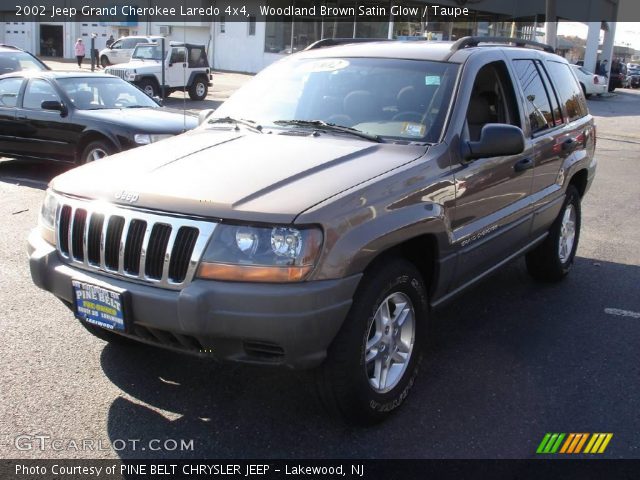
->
[626,63,640,88]
[570,64,607,97]
[0,44,49,75]
[0,71,196,164]
[29,37,596,424]
[608,63,627,92]
[98,36,164,68]
[104,42,212,100]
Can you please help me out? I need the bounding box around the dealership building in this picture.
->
[1,0,623,76]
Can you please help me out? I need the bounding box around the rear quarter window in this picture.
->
[545,61,588,122]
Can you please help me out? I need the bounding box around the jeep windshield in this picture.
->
[132,44,162,61]
[211,56,459,143]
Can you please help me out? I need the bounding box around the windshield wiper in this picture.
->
[208,116,263,133]
[273,119,382,143]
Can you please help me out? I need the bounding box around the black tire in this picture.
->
[79,139,115,164]
[139,78,158,98]
[315,258,429,425]
[526,185,581,282]
[188,76,208,101]
[79,320,132,345]
[100,55,110,68]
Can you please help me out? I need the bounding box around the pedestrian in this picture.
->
[75,38,85,68]
[600,59,609,78]
[106,35,115,48]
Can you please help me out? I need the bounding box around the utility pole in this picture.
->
[545,0,557,49]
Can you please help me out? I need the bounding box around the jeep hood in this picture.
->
[50,128,427,224]
[107,59,161,70]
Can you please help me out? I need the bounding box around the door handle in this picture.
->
[514,157,534,173]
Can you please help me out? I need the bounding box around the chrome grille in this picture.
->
[55,198,216,290]
[106,68,127,80]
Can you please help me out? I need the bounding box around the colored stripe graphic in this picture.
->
[538,433,613,454]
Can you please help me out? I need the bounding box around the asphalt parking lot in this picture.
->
[0,66,639,459]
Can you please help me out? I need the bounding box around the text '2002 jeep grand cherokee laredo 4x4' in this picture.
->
[29,37,596,424]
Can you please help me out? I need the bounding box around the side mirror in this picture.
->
[198,109,215,126]
[152,96,163,106]
[41,100,67,115]
[462,124,525,160]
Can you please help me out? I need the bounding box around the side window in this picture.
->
[537,61,563,126]
[545,61,588,122]
[513,59,555,134]
[188,48,208,68]
[0,77,23,107]
[110,40,122,50]
[122,38,141,49]
[466,61,520,141]
[170,47,186,64]
[23,79,60,109]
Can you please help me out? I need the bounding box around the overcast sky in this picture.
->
[558,22,640,48]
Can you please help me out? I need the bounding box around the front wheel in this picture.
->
[315,258,429,425]
[139,78,158,97]
[80,140,114,164]
[188,77,208,100]
[526,185,581,282]
[100,55,110,68]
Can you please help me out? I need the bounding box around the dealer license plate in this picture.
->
[72,280,126,332]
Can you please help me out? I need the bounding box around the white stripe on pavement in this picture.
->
[604,308,640,319]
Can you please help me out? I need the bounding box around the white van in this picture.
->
[99,36,164,67]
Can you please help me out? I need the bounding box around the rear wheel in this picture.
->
[315,258,429,425]
[580,83,592,99]
[526,185,581,282]
[188,77,208,101]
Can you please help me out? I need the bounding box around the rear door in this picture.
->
[0,77,24,157]
[512,56,593,237]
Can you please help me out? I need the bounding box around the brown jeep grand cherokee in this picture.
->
[29,37,596,424]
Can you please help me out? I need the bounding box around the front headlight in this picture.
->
[197,224,323,282]
[38,189,59,245]
[134,133,173,145]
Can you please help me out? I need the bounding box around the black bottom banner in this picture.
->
[2,459,640,480]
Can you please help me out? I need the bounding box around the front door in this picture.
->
[165,47,187,88]
[14,78,75,162]
[449,59,534,291]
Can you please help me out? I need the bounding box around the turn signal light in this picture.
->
[197,262,313,283]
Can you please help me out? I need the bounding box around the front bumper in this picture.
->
[28,230,361,369]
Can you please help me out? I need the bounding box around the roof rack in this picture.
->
[450,36,555,54]
[304,38,392,51]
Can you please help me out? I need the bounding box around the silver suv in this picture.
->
[29,37,596,424]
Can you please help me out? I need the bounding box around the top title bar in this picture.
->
[1,0,635,22]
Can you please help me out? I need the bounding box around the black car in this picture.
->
[627,66,640,88]
[0,44,49,75]
[0,71,197,164]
